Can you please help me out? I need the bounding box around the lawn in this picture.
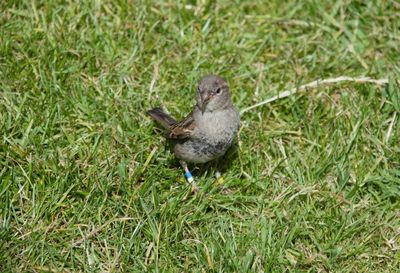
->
[1,1,399,272]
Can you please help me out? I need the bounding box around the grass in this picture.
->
[1,0,399,272]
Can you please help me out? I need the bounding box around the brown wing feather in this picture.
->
[147,108,177,129]
[167,112,196,139]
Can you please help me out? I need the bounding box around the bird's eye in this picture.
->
[215,88,222,94]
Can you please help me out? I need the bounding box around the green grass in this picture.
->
[1,1,399,272]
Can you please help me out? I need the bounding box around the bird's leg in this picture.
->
[179,160,198,193]
[215,169,225,185]
[212,160,224,184]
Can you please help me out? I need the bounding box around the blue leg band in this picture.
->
[185,171,194,183]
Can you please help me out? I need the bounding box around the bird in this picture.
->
[147,75,240,191]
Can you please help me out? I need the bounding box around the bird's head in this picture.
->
[195,75,232,114]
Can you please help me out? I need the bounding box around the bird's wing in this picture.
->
[167,112,196,139]
[147,107,177,129]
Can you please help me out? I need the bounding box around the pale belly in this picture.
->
[174,136,234,163]
[174,107,240,163]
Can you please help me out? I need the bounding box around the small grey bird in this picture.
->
[147,75,240,189]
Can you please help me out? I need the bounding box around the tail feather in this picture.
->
[147,107,177,129]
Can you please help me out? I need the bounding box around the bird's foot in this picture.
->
[214,171,233,194]
[215,171,224,184]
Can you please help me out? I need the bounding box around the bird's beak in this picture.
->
[200,93,211,114]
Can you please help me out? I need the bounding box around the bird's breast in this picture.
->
[194,108,240,142]
[174,108,240,164]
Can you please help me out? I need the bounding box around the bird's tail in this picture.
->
[147,107,177,129]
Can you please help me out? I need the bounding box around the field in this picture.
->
[1,1,399,272]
